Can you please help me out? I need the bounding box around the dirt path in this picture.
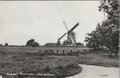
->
[67,64,119,78]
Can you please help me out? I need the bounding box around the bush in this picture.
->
[51,63,82,77]
[5,43,8,46]
[26,39,35,46]
[32,42,39,47]
[26,39,39,47]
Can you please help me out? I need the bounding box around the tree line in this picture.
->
[85,0,119,55]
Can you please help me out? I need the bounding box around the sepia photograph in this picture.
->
[0,0,119,78]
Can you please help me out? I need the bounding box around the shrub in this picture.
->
[26,39,39,47]
[5,43,8,46]
[32,42,39,47]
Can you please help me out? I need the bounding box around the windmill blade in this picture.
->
[63,21,69,31]
[59,21,79,46]
[63,21,79,46]
[57,21,68,41]
[63,21,75,45]
[67,22,79,34]
[68,22,79,45]
[58,33,66,41]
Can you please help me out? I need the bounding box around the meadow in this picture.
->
[0,46,119,78]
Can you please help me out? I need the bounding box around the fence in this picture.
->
[36,49,82,56]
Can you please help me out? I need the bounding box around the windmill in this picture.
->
[57,21,79,46]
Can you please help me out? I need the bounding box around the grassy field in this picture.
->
[0,46,82,78]
[0,46,119,78]
[77,53,119,67]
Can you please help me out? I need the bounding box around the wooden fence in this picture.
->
[35,49,82,56]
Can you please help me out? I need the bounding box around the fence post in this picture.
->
[70,50,73,55]
[50,50,53,55]
[51,50,55,55]
[39,49,41,55]
[78,49,80,53]
[63,50,65,55]
[70,50,72,53]
[57,50,59,55]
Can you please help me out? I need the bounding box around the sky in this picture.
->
[0,1,105,45]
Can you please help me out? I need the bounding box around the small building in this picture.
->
[44,43,57,46]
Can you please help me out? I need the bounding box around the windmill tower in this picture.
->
[67,31,76,46]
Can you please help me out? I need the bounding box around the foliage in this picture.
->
[26,39,39,47]
[85,0,119,55]
[5,43,8,46]
[32,42,39,47]
[0,52,82,78]
[0,44,2,46]
[26,39,35,46]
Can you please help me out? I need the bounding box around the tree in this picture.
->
[85,26,102,51]
[99,0,119,55]
[26,39,39,47]
[26,39,35,46]
[5,43,8,46]
[32,42,39,47]
[0,44,2,46]
[85,0,119,55]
